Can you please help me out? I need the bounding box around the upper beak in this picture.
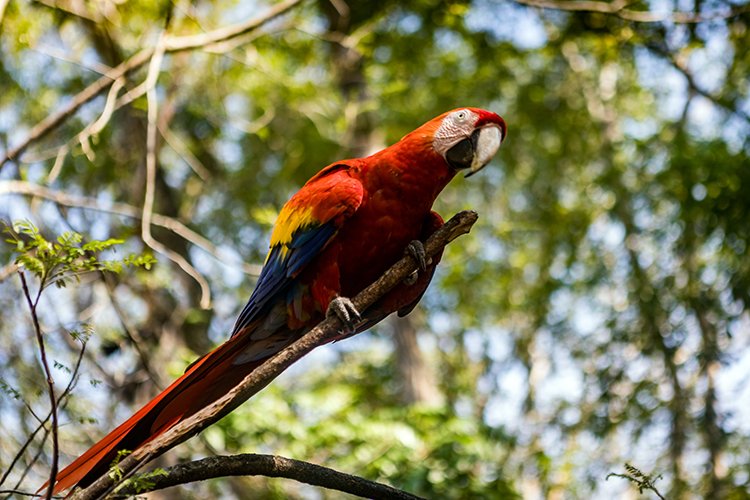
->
[465,125,503,178]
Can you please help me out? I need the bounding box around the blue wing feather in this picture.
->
[231,222,337,337]
[230,162,363,338]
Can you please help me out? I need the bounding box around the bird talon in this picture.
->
[326,296,362,333]
[406,240,428,272]
[403,270,419,286]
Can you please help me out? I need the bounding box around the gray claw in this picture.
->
[406,240,428,272]
[326,296,362,333]
[403,270,418,286]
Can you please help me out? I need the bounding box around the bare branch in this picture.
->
[4,425,50,500]
[158,124,211,181]
[0,0,10,29]
[0,488,55,498]
[646,44,750,124]
[18,272,58,500]
[0,47,153,168]
[136,34,214,309]
[33,0,101,23]
[512,0,750,23]
[118,454,424,499]
[70,210,479,500]
[1,0,307,168]
[98,276,164,388]
[0,262,19,283]
[0,406,44,489]
[0,180,261,276]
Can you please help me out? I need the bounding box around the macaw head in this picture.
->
[429,107,507,177]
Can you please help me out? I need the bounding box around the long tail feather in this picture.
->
[50,325,274,494]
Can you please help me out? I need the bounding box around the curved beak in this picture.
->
[465,125,503,178]
[445,124,504,177]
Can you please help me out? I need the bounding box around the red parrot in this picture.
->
[50,107,506,493]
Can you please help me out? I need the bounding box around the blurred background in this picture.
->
[1,0,749,498]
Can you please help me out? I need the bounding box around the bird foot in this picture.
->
[326,296,362,333]
[403,271,418,286]
[406,240,428,272]
[404,240,431,285]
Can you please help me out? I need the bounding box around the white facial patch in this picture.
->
[433,109,479,156]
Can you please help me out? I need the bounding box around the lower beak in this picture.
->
[465,125,503,178]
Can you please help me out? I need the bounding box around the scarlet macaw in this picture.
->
[50,107,506,493]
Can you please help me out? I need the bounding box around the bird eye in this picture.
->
[456,111,466,120]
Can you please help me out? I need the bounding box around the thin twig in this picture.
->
[33,0,101,23]
[0,489,53,498]
[0,413,45,490]
[75,77,127,166]
[0,332,86,494]
[0,0,306,169]
[0,419,43,489]
[5,426,49,500]
[118,454,424,499]
[158,124,211,181]
[139,34,212,309]
[647,43,750,124]
[0,47,153,168]
[70,210,478,500]
[21,401,46,426]
[99,274,163,387]
[32,44,112,77]
[18,272,58,500]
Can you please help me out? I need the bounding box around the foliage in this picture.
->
[107,449,133,485]
[607,463,665,500]
[109,450,169,496]
[4,220,155,290]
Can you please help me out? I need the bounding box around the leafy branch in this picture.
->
[607,463,666,500]
[2,221,154,499]
[4,220,155,291]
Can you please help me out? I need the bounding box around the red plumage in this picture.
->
[49,108,506,494]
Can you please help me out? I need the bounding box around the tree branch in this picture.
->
[512,0,750,23]
[18,272,58,500]
[117,453,425,499]
[0,0,306,169]
[70,210,479,500]
[137,32,216,309]
[0,488,51,498]
[0,336,85,490]
[0,180,261,277]
[646,43,750,124]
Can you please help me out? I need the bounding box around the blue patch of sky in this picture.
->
[692,25,733,94]
[483,361,527,429]
[218,0,263,28]
[717,324,750,434]
[687,95,726,138]
[622,116,660,140]
[212,136,244,169]
[634,47,689,122]
[395,12,422,35]
[465,0,547,50]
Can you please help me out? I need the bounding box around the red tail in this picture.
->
[50,330,275,494]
